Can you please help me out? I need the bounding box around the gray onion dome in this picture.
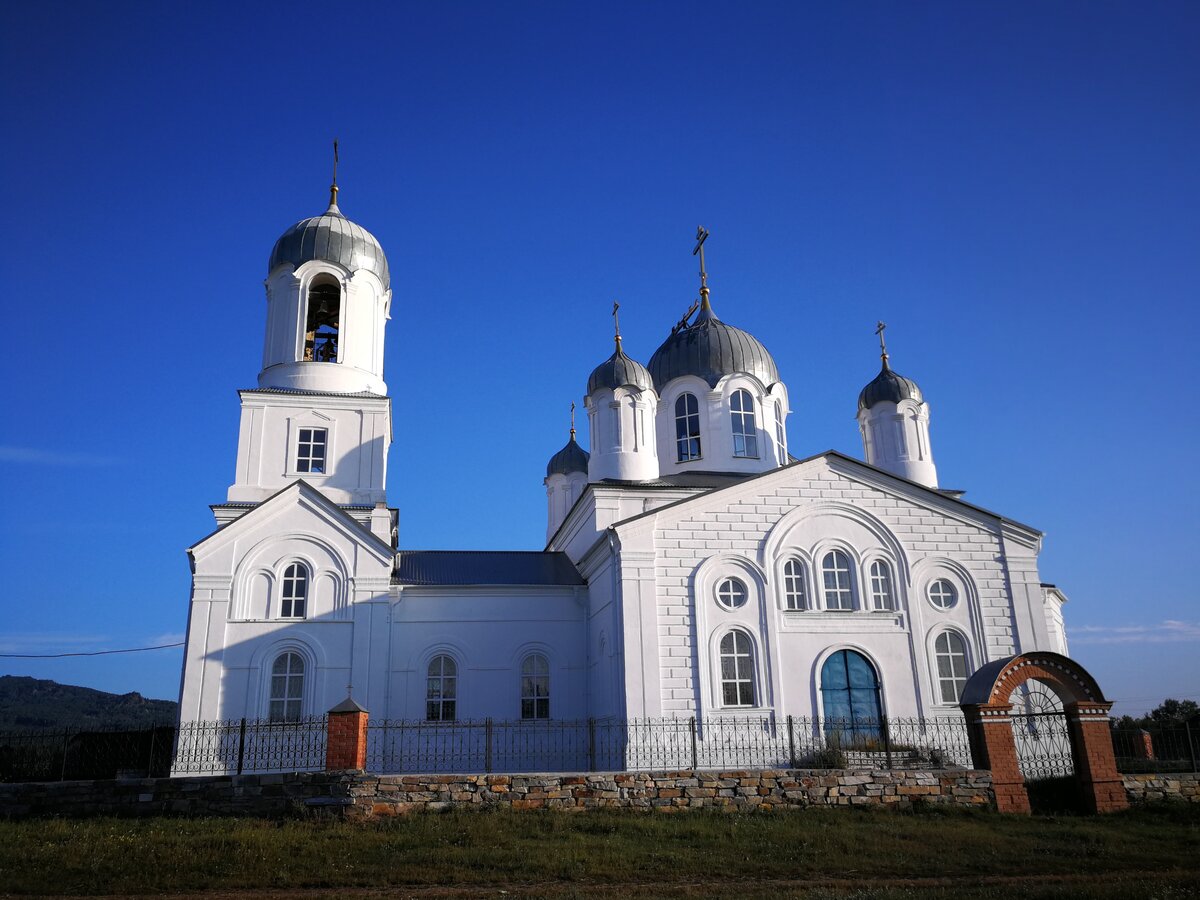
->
[858,360,924,412]
[546,433,590,477]
[647,302,779,392]
[587,344,654,395]
[268,196,390,290]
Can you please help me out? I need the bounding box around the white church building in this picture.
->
[177,179,1070,742]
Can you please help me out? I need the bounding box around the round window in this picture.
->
[928,578,958,610]
[716,577,748,610]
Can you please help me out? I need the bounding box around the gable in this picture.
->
[189,481,393,571]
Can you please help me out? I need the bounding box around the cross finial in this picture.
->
[875,320,890,368]
[570,401,576,440]
[612,300,622,350]
[328,138,340,210]
[693,226,711,311]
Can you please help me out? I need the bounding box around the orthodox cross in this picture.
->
[693,226,710,291]
[612,300,622,348]
[329,138,340,208]
[570,401,577,439]
[875,320,889,365]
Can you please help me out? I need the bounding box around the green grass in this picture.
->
[1,804,1198,897]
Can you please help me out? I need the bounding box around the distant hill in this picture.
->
[0,676,178,730]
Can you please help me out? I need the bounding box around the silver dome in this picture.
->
[546,433,590,477]
[858,361,924,412]
[268,201,390,290]
[587,343,655,395]
[647,302,779,391]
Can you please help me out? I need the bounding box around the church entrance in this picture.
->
[820,650,883,743]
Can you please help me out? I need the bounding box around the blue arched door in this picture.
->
[820,650,882,739]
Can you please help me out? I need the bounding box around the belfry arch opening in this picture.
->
[304,277,340,363]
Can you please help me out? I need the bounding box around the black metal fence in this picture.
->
[1009,711,1075,780]
[8,714,1197,783]
[364,715,975,775]
[172,717,327,775]
[1112,722,1199,774]
[0,724,176,782]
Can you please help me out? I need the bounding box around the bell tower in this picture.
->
[223,158,393,509]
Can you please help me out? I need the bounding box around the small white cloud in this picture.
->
[0,446,121,466]
[1071,620,1200,645]
[146,632,186,646]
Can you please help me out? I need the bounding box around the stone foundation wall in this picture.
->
[1122,772,1200,804]
[1,769,991,819]
[353,769,993,815]
[5,769,1196,820]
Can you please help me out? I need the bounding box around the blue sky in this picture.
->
[1,1,1196,715]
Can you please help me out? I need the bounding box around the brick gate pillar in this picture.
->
[1064,701,1128,814]
[326,697,369,771]
[962,703,1030,814]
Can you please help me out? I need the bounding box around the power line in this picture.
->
[0,642,184,659]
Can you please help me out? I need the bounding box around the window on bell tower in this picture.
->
[303,277,340,363]
[296,428,327,473]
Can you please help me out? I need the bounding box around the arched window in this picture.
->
[774,401,787,465]
[280,563,309,618]
[934,632,969,704]
[674,393,702,461]
[715,577,748,610]
[782,559,807,610]
[730,390,758,458]
[304,278,340,363]
[868,560,894,611]
[820,649,882,725]
[269,652,305,722]
[821,550,855,611]
[520,653,550,719]
[928,579,958,610]
[718,630,756,707]
[426,655,457,721]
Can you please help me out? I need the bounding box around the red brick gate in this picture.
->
[960,652,1127,814]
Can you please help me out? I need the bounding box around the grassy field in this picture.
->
[2,804,1198,898]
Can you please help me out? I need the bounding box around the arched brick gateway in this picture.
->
[959,652,1127,814]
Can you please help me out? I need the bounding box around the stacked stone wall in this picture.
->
[4,770,1194,820]
[1,769,990,819]
[1122,773,1200,804]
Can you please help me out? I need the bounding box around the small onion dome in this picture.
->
[268,198,390,290]
[647,301,779,392]
[546,432,590,477]
[857,360,924,412]
[587,344,654,395]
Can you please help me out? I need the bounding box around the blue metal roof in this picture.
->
[393,551,585,586]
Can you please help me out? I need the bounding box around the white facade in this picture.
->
[177,190,1071,746]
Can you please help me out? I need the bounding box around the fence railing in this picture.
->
[1111,723,1199,774]
[172,717,327,775]
[364,715,975,775]
[8,714,1195,783]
